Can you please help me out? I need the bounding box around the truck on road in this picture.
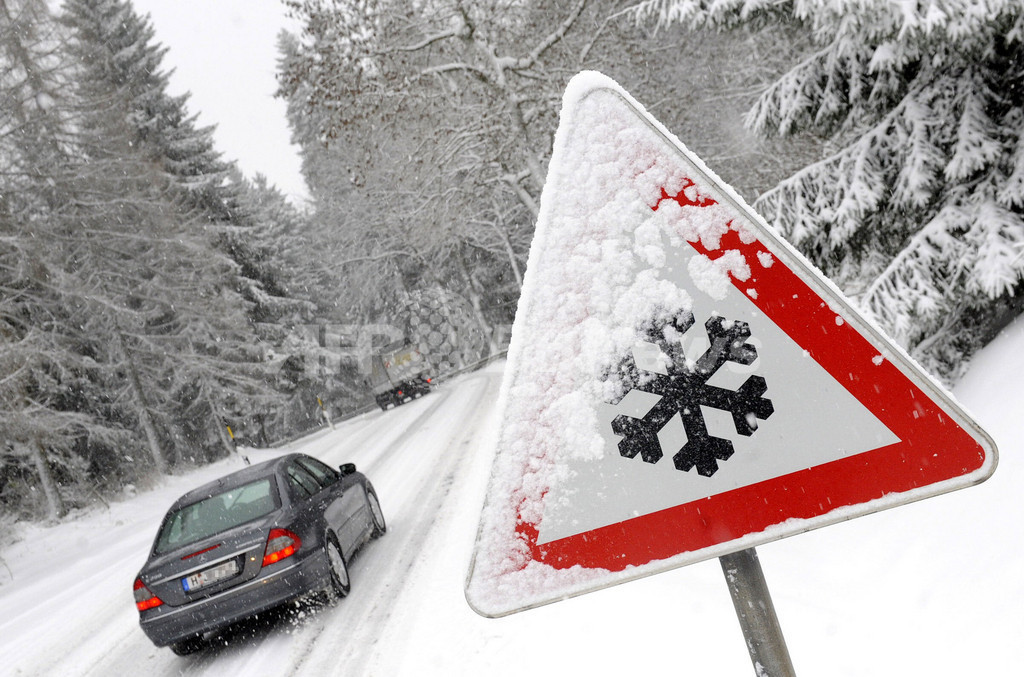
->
[368,341,434,410]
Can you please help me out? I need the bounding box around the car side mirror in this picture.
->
[339,463,356,476]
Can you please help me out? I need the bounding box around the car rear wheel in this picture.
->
[326,533,350,598]
[367,487,386,538]
[170,635,205,656]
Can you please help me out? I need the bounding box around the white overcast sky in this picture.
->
[131,0,309,203]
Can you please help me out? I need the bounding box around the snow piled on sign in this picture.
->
[466,72,773,615]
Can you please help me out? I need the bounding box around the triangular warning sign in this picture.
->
[465,72,996,618]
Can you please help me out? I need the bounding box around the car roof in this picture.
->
[166,453,304,512]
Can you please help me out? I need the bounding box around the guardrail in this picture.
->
[431,349,508,385]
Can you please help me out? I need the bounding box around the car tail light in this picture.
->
[133,577,163,612]
[262,528,301,567]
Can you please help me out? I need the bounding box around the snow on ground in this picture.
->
[1,327,1022,675]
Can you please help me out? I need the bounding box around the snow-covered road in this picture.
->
[2,368,504,676]
[2,340,1023,675]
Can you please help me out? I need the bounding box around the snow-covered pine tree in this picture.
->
[62,0,302,335]
[228,173,352,437]
[59,0,296,461]
[1,0,90,519]
[62,0,330,447]
[60,0,223,185]
[631,0,1024,379]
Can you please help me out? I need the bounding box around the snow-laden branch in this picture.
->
[421,61,493,85]
[498,0,588,72]
[578,6,635,64]
[391,26,464,53]
[330,249,418,268]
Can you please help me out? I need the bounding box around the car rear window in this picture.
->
[154,478,278,555]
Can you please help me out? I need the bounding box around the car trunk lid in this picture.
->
[141,522,270,606]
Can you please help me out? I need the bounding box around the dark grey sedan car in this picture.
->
[133,453,386,655]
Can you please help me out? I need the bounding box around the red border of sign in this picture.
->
[517,220,989,572]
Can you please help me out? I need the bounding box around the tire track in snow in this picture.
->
[348,385,459,478]
[311,387,455,473]
[280,371,501,676]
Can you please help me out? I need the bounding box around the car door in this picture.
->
[294,457,365,557]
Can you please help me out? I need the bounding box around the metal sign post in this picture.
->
[720,548,796,677]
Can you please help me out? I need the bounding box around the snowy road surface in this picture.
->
[2,340,1024,676]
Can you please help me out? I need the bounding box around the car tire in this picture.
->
[170,635,205,656]
[325,533,351,599]
[366,487,386,538]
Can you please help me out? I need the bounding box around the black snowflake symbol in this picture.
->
[607,313,774,477]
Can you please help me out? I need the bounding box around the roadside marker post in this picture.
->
[225,424,249,465]
[465,72,996,674]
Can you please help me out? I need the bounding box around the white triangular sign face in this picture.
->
[466,72,996,618]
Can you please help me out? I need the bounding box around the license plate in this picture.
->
[182,559,239,592]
